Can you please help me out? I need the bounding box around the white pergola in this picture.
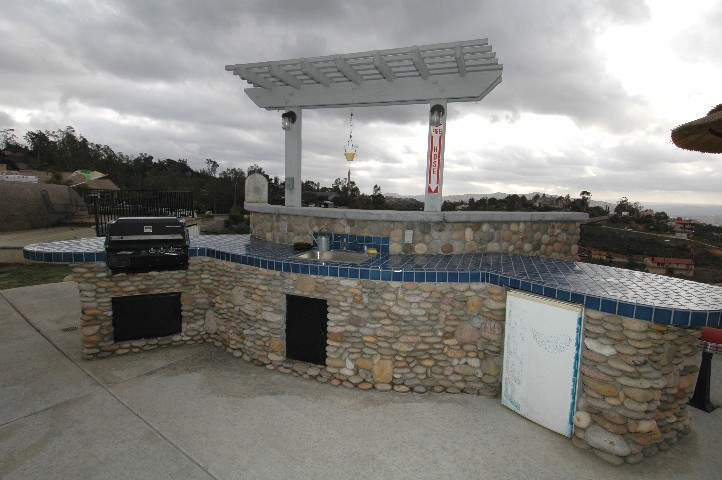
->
[226,38,502,211]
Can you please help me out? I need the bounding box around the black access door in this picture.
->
[112,292,182,342]
[286,295,328,365]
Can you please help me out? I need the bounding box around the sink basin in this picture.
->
[295,250,370,264]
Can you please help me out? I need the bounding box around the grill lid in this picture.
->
[105,217,189,248]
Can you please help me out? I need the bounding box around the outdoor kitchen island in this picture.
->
[24,206,722,466]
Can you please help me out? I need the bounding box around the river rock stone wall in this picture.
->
[71,257,506,396]
[572,310,701,465]
[70,257,702,466]
[250,212,580,260]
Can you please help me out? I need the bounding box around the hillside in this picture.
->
[580,223,722,284]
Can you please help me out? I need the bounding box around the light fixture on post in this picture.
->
[429,104,445,127]
[281,111,297,131]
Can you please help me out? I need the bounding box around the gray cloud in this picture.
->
[0,0,719,205]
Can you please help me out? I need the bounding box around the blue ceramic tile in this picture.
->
[585,296,600,310]
[617,302,635,318]
[22,233,722,327]
[310,265,319,275]
[653,308,672,324]
[414,271,425,282]
[600,298,617,314]
[672,310,689,325]
[635,305,653,321]
[370,269,381,280]
[691,311,708,327]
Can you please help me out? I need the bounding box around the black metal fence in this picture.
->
[78,189,194,237]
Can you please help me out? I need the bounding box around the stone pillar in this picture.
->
[571,311,700,465]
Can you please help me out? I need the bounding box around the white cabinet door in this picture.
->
[502,290,584,437]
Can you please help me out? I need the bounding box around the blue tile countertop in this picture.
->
[24,234,722,327]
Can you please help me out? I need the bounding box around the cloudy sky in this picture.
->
[1,0,721,205]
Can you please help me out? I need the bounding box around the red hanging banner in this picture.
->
[427,127,443,193]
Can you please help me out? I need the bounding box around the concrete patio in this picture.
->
[1,281,720,480]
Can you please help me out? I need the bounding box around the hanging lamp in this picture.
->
[344,109,358,161]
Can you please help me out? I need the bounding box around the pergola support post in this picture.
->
[284,108,302,207]
[424,99,447,212]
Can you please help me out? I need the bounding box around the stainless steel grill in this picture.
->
[105,217,189,274]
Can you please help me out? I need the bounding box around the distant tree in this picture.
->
[331,177,360,206]
[614,197,642,217]
[247,164,268,178]
[219,167,246,207]
[303,180,320,191]
[1,128,17,148]
[580,190,592,210]
[204,159,219,177]
[371,184,385,209]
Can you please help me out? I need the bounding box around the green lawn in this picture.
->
[0,263,73,290]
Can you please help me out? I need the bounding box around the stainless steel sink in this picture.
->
[295,249,370,264]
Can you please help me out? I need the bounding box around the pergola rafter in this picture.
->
[226,39,502,109]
